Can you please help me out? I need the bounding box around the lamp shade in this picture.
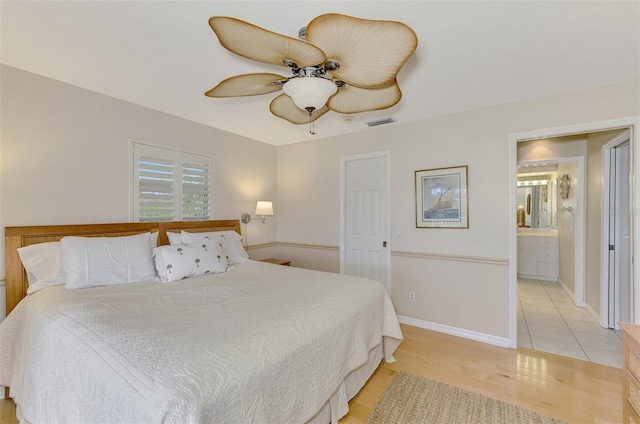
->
[282,77,337,112]
[255,201,274,216]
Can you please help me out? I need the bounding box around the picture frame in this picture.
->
[415,165,468,228]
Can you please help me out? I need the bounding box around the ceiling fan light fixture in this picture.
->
[282,76,337,114]
[206,14,417,129]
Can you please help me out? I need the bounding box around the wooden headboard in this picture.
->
[157,220,240,245]
[4,220,241,316]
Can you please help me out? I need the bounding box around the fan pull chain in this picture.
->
[306,107,316,135]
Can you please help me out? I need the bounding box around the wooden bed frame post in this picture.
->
[4,232,27,317]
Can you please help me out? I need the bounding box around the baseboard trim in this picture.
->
[557,278,586,307]
[557,278,575,302]
[584,302,602,325]
[550,279,603,326]
[398,315,511,349]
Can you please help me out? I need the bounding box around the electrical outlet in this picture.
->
[409,291,416,302]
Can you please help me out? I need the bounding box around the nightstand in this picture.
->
[259,258,291,266]
[621,323,640,423]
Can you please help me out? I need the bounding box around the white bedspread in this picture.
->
[0,260,403,424]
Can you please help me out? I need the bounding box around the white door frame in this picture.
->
[508,116,640,348]
[601,130,633,328]
[340,151,392,292]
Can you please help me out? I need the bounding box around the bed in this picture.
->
[0,220,403,423]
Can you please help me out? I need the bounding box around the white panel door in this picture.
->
[344,154,389,289]
[608,141,632,328]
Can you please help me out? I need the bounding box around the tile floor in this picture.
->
[518,277,623,368]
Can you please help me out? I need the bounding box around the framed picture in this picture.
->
[415,165,468,228]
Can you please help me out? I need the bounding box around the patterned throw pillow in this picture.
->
[180,230,249,264]
[153,239,230,283]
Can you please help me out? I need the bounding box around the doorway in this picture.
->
[516,156,585,305]
[514,129,633,366]
[509,117,640,352]
[340,151,391,291]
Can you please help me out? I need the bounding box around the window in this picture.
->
[132,142,214,222]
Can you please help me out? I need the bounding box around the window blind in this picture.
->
[138,155,175,221]
[181,159,210,221]
[133,142,214,222]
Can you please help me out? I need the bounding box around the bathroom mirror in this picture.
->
[516,177,557,229]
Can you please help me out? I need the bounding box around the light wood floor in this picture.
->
[0,324,621,424]
[341,325,621,424]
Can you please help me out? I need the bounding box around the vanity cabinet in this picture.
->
[517,235,559,281]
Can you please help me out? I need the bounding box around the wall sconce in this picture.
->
[241,201,274,224]
[559,174,571,200]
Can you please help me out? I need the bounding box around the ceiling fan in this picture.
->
[205,13,418,133]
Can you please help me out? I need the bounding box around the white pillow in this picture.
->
[180,230,249,264]
[17,233,159,294]
[17,242,66,293]
[150,232,159,249]
[166,231,182,245]
[61,233,156,290]
[153,239,230,283]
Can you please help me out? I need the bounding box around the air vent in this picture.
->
[366,118,396,127]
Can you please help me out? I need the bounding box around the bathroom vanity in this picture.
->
[517,230,559,281]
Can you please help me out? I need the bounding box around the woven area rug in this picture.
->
[366,371,566,424]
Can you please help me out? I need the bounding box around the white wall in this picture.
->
[517,135,586,162]
[556,162,577,293]
[277,78,640,342]
[0,65,279,319]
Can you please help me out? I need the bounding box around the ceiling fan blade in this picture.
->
[305,14,417,88]
[269,94,329,125]
[327,80,401,114]
[205,73,286,97]
[209,16,326,68]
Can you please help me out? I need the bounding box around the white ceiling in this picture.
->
[1,1,639,146]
